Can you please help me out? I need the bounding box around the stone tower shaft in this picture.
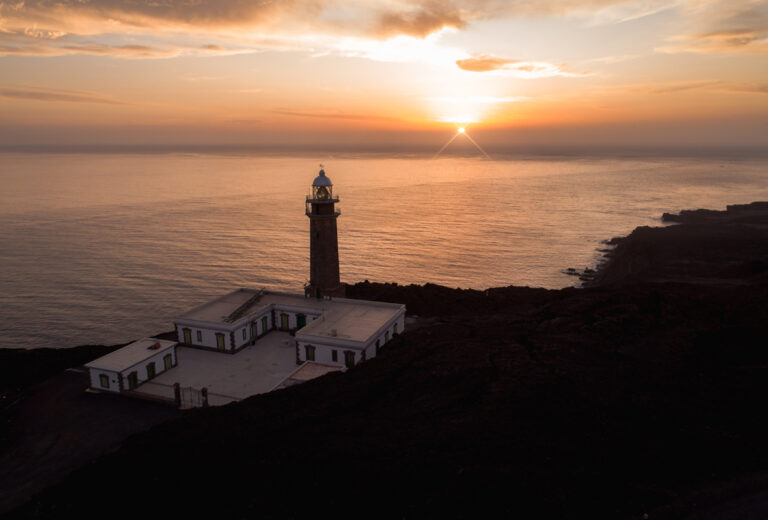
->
[305,168,342,298]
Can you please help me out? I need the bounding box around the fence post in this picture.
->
[201,387,209,407]
[173,383,181,407]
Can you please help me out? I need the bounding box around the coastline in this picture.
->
[2,201,768,518]
[585,201,768,287]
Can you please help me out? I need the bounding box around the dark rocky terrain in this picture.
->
[4,202,768,519]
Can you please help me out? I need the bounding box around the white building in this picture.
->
[174,288,405,368]
[85,338,177,393]
[85,168,407,403]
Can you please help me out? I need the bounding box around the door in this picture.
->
[280,313,289,330]
[305,344,315,361]
[164,354,172,370]
[297,314,306,330]
[146,362,156,379]
[251,322,257,340]
[216,333,225,351]
[344,350,355,369]
[262,316,268,333]
[183,328,191,344]
[127,371,138,390]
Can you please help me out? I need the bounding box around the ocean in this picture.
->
[2,151,767,349]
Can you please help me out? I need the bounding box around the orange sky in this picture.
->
[0,0,767,150]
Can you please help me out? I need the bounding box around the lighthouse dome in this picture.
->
[312,168,333,187]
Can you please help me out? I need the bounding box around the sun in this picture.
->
[458,127,466,133]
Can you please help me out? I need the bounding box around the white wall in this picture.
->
[295,310,405,366]
[118,347,177,390]
[176,310,276,352]
[296,341,358,366]
[177,324,233,351]
[88,368,121,393]
[273,308,319,331]
[252,312,272,336]
[366,310,406,357]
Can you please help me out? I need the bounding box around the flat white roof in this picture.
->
[175,289,272,324]
[297,299,403,343]
[176,289,404,344]
[85,338,176,372]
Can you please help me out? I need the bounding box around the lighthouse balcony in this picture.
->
[306,195,340,203]
[306,208,341,217]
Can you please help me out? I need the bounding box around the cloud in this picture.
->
[271,108,397,121]
[646,79,721,94]
[658,29,768,54]
[659,1,768,54]
[601,79,768,96]
[454,55,510,72]
[427,96,524,103]
[1,0,766,61]
[0,0,303,30]
[722,82,768,94]
[374,4,470,38]
[0,85,129,104]
[456,54,591,78]
[0,0,693,59]
[0,30,254,58]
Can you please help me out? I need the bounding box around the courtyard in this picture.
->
[136,332,307,407]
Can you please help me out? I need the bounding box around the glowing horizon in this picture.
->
[0,1,766,149]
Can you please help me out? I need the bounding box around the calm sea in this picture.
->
[1,151,767,349]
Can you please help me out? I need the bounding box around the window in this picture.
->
[163,354,172,370]
[196,330,202,342]
[99,374,109,388]
[305,345,316,361]
[216,333,225,351]
[146,362,156,379]
[262,316,269,333]
[332,350,338,362]
[344,351,355,369]
[297,314,306,329]
[251,322,257,339]
[393,322,398,334]
[127,371,138,390]
[242,328,247,340]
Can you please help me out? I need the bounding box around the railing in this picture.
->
[306,195,339,203]
[305,209,341,217]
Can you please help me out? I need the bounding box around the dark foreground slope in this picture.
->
[0,344,181,514]
[8,203,768,519]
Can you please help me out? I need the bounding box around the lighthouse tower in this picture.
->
[305,167,343,298]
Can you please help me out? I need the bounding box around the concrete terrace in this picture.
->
[137,332,300,407]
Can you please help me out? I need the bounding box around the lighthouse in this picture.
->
[305,167,343,298]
